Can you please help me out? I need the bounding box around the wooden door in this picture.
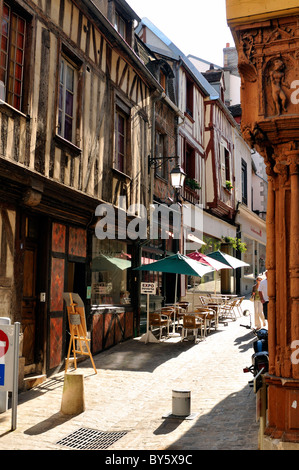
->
[21,242,37,365]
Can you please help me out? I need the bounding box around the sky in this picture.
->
[127,0,235,67]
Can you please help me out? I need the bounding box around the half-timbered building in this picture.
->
[135,18,238,298]
[135,36,186,321]
[0,0,162,387]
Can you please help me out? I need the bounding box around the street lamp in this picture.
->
[170,164,186,191]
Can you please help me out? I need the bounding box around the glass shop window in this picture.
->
[91,238,131,305]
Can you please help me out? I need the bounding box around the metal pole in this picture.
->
[11,322,20,431]
[172,273,178,334]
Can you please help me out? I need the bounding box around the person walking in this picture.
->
[251,276,266,329]
[258,271,268,322]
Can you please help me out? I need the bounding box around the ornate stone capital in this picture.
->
[286,150,299,175]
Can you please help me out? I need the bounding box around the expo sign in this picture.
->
[141,282,157,295]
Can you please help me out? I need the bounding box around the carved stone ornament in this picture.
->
[286,149,299,175]
[236,16,299,128]
[22,188,43,207]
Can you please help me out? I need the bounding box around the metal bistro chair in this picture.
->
[181,314,204,343]
[149,312,171,340]
[178,302,189,311]
[198,295,212,307]
[235,296,245,317]
[194,307,217,335]
[220,298,238,321]
[172,305,186,327]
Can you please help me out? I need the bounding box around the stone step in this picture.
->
[23,374,47,390]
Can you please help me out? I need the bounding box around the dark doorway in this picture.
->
[65,261,86,353]
[67,261,86,301]
[21,214,47,373]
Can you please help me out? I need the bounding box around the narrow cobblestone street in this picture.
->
[0,301,259,452]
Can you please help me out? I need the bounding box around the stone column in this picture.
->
[226,1,299,449]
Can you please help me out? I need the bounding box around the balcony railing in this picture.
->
[182,185,200,204]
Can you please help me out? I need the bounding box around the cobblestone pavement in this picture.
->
[0,301,260,452]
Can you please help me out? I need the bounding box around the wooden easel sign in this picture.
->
[63,293,97,374]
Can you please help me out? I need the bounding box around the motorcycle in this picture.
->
[241,322,269,392]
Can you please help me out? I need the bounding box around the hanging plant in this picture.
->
[222,236,247,253]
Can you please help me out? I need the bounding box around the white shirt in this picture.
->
[258,278,268,302]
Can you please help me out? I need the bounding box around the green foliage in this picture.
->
[185,178,201,190]
[222,236,247,253]
[225,180,233,190]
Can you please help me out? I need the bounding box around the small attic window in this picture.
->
[186,76,194,118]
[115,11,126,38]
[160,70,166,90]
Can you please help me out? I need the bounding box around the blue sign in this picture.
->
[0,364,5,386]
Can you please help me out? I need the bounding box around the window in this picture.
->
[220,141,231,188]
[241,158,248,205]
[185,144,195,179]
[186,76,193,118]
[0,2,27,110]
[155,131,167,179]
[114,11,126,40]
[91,238,131,305]
[160,70,166,91]
[58,56,77,143]
[115,109,127,173]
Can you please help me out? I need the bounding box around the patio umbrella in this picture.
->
[206,251,250,298]
[206,250,250,269]
[135,253,214,339]
[187,251,231,271]
[187,251,231,298]
[91,254,131,271]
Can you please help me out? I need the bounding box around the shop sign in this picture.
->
[251,226,263,237]
[141,282,157,294]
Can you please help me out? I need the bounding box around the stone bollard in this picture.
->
[172,390,191,417]
[61,373,85,415]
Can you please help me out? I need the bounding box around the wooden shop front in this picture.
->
[88,237,134,355]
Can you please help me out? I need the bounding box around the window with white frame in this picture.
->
[220,140,231,188]
[58,56,77,143]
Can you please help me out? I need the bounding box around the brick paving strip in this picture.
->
[0,305,259,451]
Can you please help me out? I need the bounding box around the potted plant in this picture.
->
[185,178,201,190]
[225,180,233,191]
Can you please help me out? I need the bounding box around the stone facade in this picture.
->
[226,0,299,448]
